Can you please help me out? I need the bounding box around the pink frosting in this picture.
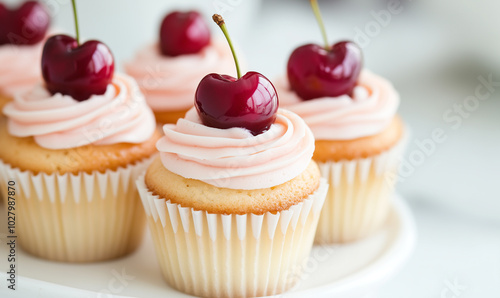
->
[0,42,44,97]
[157,108,315,190]
[3,73,156,150]
[124,40,235,112]
[276,70,400,140]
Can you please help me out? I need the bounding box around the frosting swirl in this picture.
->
[276,70,400,140]
[124,40,234,112]
[0,42,43,97]
[157,108,315,190]
[3,73,156,150]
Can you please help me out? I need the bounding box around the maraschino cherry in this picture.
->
[159,11,211,57]
[287,0,362,100]
[195,14,278,136]
[0,1,50,46]
[41,0,114,101]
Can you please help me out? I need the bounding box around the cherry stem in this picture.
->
[213,14,241,79]
[310,0,329,50]
[71,0,80,45]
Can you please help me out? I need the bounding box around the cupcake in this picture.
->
[136,14,328,297]
[0,1,50,112]
[139,108,327,297]
[276,69,406,243]
[0,30,160,262]
[124,10,234,124]
[276,1,407,243]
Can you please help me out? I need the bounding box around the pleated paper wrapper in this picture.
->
[137,175,328,298]
[315,132,409,244]
[0,94,11,204]
[0,157,154,262]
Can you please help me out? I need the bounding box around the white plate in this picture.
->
[0,194,416,298]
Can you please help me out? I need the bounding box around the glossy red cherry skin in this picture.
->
[159,11,211,57]
[0,1,50,46]
[287,41,362,100]
[195,72,279,135]
[41,35,114,101]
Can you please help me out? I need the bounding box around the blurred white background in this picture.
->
[3,0,499,297]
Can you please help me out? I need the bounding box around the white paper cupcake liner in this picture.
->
[315,131,409,244]
[137,175,328,298]
[0,93,11,204]
[0,157,154,262]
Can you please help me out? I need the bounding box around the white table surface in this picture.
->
[2,0,500,296]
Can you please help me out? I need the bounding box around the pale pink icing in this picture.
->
[157,108,315,190]
[0,42,43,97]
[275,70,400,140]
[124,40,235,112]
[3,73,156,150]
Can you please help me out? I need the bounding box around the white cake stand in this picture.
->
[0,194,416,298]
